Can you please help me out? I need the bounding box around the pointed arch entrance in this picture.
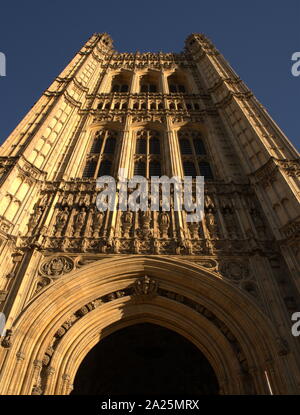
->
[0,255,292,394]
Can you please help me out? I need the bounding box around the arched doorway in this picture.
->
[71,323,219,395]
[0,255,291,395]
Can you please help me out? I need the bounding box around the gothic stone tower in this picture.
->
[0,33,299,395]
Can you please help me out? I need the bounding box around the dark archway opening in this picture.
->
[71,323,219,395]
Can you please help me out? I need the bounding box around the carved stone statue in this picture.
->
[122,210,133,238]
[92,210,104,237]
[67,193,74,206]
[140,210,152,238]
[159,211,170,239]
[78,193,89,206]
[159,211,169,226]
[141,210,151,227]
[27,207,43,234]
[74,209,86,230]
[54,208,69,234]
[206,211,219,239]
[205,195,215,209]
[123,210,133,225]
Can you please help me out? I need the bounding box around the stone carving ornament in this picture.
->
[159,211,170,239]
[73,208,86,230]
[35,276,51,293]
[133,275,158,299]
[205,211,219,239]
[220,261,248,282]
[40,256,74,278]
[92,210,103,229]
[54,208,69,233]
[1,329,13,348]
[122,210,133,238]
[139,210,152,238]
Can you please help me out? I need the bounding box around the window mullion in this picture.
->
[94,130,107,178]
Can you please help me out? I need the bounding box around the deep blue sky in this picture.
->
[0,0,299,150]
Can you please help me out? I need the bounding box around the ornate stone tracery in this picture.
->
[39,256,74,277]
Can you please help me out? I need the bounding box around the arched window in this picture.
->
[178,129,213,179]
[134,129,162,178]
[140,72,159,93]
[82,130,118,178]
[98,160,112,176]
[167,71,188,94]
[134,161,146,176]
[111,71,131,93]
